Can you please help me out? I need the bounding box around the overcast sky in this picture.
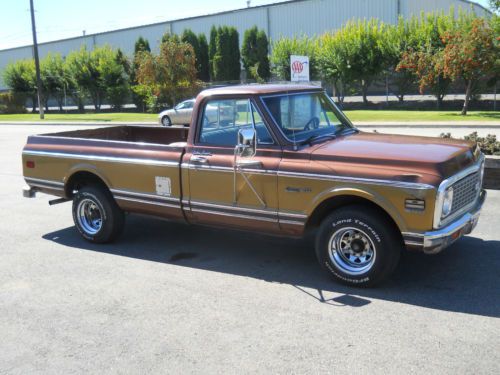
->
[0,0,491,50]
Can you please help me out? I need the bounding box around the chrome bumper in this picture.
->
[404,189,486,254]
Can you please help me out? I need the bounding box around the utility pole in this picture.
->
[29,0,44,119]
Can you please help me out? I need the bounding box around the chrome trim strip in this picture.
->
[110,188,180,203]
[402,231,424,238]
[404,240,423,247]
[27,183,64,192]
[187,200,307,220]
[182,163,277,176]
[25,177,64,187]
[279,219,305,226]
[114,195,180,209]
[23,150,180,167]
[182,162,433,190]
[278,170,434,190]
[433,155,484,229]
[189,200,278,217]
[191,207,278,223]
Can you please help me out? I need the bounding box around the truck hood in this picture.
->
[311,132,478,186]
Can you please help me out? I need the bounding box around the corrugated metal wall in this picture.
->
[0,0,489,89]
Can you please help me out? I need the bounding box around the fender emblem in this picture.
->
[285,186,312,193]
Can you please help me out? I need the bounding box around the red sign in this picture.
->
[292,60,304,74]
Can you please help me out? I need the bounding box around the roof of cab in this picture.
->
[198,84,323,97]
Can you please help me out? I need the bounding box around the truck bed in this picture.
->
[43,125,189,146]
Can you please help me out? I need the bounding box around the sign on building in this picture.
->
[290,55,310,82]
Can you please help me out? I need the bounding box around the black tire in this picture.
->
[315,205,401,287]
[161,115,172,127]
[72,185,125,243]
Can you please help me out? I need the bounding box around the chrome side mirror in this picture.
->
[236,127,257,158]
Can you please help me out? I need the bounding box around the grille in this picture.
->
[450,172,480,216]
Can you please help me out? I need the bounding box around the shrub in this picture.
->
[0,92,26,114]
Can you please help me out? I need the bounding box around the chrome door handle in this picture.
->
[191,155,208,164]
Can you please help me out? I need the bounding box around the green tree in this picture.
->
[396,11,456,108]
[161,32,180,44]
[197,33,210,81]
[131,37,151,112]
[317,32,349,102]
[3,59,37,112]
[383,17,420,102]
[213,26,241,81]
[65,46,98,110]
[209,25,218,80]
[40,53,69,111]
[100,48,130,110]
[66,45,129,111]
[241,26,270,82]
[134,36,151,54]
[270,35,319,81]
[134,38,200,111]
[439,18,497,115]
[182,28,207,80]
[489,0,499,12]
[333,19,389,105]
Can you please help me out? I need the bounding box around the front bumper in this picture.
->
[403,189,486,254]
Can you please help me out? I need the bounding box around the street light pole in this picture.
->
[29,0,44,119]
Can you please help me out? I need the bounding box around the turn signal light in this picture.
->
[26,161,35,168]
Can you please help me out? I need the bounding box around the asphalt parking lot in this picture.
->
[1,125,499,374]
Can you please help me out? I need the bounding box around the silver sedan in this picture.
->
[158,99,195,126]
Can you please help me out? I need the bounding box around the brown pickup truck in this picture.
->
[22,84,486,287]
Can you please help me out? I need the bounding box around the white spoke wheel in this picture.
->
[329,227,376,275]
[72,185,125,243]
[76,199,103,235]
[315,205,401,287]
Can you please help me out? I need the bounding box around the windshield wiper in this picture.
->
[338,127,359,136]
[300,133,336,145]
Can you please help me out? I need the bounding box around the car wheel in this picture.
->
[72,185,125,243]
[161,115,172,127]
[315,205,401,287]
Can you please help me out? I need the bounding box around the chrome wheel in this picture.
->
[328,227,376,275]
[76,198,102,235]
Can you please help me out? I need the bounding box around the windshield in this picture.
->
[261,92,353,143]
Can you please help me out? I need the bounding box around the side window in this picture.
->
[198,99,273,146]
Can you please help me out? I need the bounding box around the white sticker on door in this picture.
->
[155,176,171,196]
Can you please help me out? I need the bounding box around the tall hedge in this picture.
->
[241,26,270,82]
[213,26,241,81]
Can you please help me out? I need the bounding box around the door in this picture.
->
[186,98,281,233]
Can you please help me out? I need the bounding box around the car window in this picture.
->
[175,102,185,110]
[185,101,194,109]
[198,99,273,146]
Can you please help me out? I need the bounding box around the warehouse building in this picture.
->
[0,0,490,90]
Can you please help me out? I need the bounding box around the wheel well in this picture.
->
[65,171,109,198]
[306,195,402,238]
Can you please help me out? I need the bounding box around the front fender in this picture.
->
[307,185,407,233]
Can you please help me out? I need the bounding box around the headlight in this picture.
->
[442,187,454,217]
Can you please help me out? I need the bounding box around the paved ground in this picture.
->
[1,125,499,374]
